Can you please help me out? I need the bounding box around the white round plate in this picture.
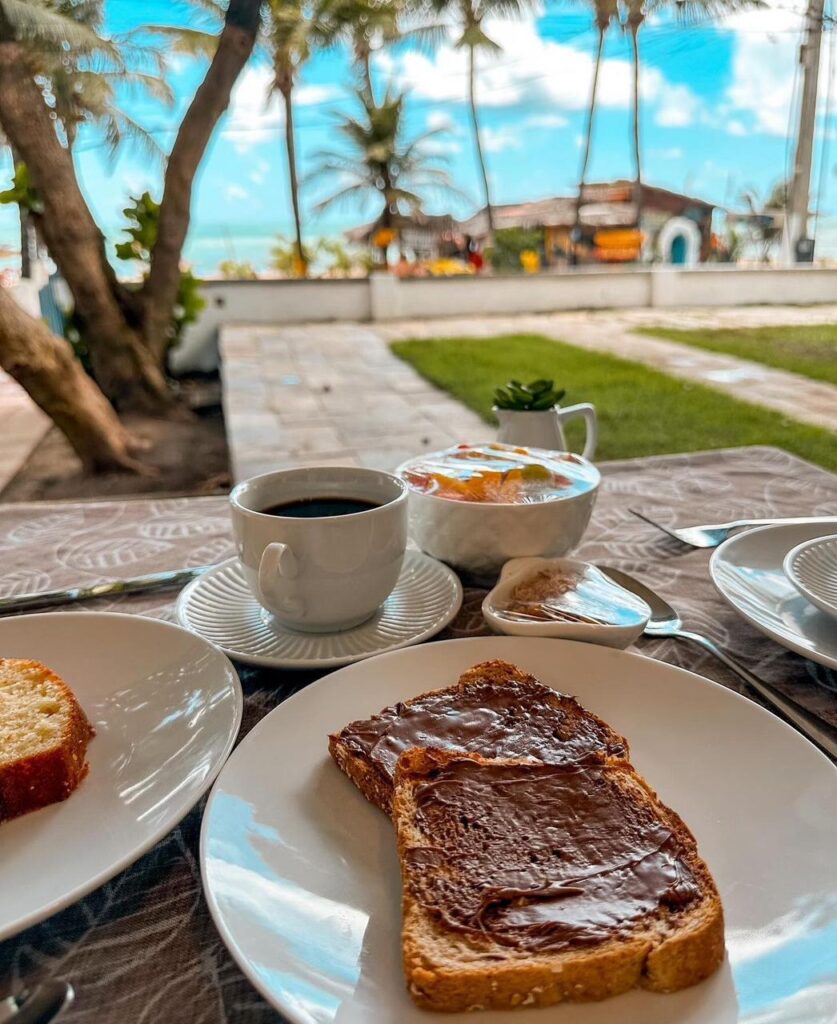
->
[200,636,837,1024]
[0,612,241,941]
[176,551,462,669]
[711,521,837,671]
[784,534,837,621]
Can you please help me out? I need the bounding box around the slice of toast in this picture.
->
[0,658,94,823]
[393,748,724,1012]
[329,660,628,815]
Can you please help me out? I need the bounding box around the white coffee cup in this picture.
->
[230,466,408,632]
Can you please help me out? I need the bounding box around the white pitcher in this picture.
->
[494,403,598,460]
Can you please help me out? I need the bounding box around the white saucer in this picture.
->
[711,520,837,670]
[176,551,463,668]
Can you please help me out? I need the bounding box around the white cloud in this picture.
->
[654,82,702,127]
[525,113,568,128]
[381,14,701,128]
[481,126,521,153]
[225,67,282,151]
[296,84,341,106]
[722,1,837,137]
[426,111,457,132]
[248,158,270,185]
[653,147,684,160]
[225,71,340,152]
[224,183,249,201]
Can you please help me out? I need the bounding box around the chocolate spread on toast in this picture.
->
[405,759,701,951]
[336,677,627,785]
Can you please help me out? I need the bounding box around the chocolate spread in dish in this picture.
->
[337,678,627,783]
[405,759,701,951]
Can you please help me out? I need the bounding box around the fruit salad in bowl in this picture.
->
[397,443,600,578]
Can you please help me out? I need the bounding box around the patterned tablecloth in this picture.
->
[0,446,835,1023]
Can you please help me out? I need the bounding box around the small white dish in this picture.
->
[0,611,242,941]
[711,520,837,670]
[200,636,837,1024]
[176,550,462,669]
[483,557,650,648]
[784,534,837,621]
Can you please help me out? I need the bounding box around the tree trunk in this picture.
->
[0,286,143,473]
[468,45,494,239]
[144,0,262,359]
[630,21,643,241]
[282,83,306,276]
[0,47,172,413]
[573,28,606,260]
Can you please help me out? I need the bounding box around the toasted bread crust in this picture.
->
[329,659,629,816]
[0,658,94,823]
[393,748,724,1012]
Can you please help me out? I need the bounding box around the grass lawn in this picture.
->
[637,323,837,386]
[391,334,837,472]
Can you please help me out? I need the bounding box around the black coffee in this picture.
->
[260,496,380,518]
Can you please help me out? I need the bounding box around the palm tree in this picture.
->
[314,0,401,104]
[431,0,531,240]
[265,0,315,276]
[308,89,455,269]
[572,0,618,257]
[623,0,764,240]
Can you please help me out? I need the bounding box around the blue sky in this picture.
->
[1,0,832,273]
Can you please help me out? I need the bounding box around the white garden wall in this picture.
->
[174,266,837,372]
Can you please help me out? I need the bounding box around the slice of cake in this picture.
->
[393,748,724,1012]
[329,659,628,815]
[0,658,94,823]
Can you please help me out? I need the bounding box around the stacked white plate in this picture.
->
[711,520,837,671]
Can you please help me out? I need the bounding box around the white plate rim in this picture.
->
[175,553,464,669]
[198,635,835,1023]
[710,520,837,671]
[0,610,243,941]
[783,533,837,620]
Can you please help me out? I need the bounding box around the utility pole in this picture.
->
[784,0,825,262]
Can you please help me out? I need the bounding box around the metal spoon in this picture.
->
[598,566,837,761]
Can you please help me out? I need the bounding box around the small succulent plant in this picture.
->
[493,378,566,411]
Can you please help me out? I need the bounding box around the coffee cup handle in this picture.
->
[258,542,304,619]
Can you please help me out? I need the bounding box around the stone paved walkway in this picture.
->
[220,307,837,482]
[0,369,50,492]
[220,322,484,481]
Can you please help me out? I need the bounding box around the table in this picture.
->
[1,446,835,1023]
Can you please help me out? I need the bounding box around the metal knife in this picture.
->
[0,981,73,1024]
[0,565,215,616]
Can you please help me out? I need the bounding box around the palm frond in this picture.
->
[137,25,220,59]
[0,0,118,58]
[655,0,766,26]
[101,108,166,162]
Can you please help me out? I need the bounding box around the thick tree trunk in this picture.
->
[630,21,644,240]
[0,46,171,413]
[144,0,262,359]
[468,45,494,238]
[0,286,143,473]
[282,83,306,276]
[573,28,606,261]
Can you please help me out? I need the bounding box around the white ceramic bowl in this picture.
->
[397,446,600,579]
[482,557,650,648]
